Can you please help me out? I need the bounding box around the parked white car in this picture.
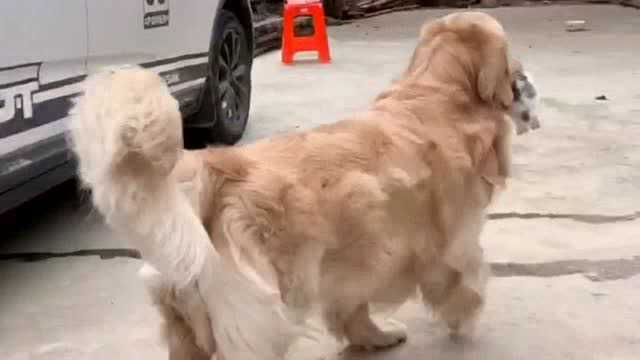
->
[0,0,255,213]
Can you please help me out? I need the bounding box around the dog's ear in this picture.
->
[477,41,513,109]
[404,19,446,76]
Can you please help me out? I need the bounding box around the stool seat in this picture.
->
[282,1,331,64]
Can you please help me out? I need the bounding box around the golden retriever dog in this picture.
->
[70,11,528,360]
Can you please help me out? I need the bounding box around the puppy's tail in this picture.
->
[70,67,298,360]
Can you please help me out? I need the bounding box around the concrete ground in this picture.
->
[2,4,640,360]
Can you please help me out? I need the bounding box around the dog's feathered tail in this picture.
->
[69,67,298,360]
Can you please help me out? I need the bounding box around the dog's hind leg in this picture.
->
[139,264,214,360]
[275,241,325,321]
[420,252,489,337]
[219,195,325,321]
[165,311,212,360]
[419,200,490,338]
[320,253,408,351]
[343,303,407,350]
[322,300,406,351]
[319,171,407,350]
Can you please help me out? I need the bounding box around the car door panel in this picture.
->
[86,0,219,107]
[0,0,87,197]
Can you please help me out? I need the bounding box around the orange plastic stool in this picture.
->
[282,1,331,64]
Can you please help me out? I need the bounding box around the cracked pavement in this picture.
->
[1,5,640,360]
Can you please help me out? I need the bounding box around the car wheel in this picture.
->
[202,10,252,145]
[325,0,346,19]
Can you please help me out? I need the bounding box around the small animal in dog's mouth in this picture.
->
[511,66,541,135]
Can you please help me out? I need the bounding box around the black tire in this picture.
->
[201,10,252,145]
[324,0,346,19]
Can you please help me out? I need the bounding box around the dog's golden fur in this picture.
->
[70,12,519,360]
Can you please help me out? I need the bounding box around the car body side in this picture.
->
[0,0,254,214]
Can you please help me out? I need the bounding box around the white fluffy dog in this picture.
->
[69,69,299,360]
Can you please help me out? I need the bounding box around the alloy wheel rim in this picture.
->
[217,28,249,128]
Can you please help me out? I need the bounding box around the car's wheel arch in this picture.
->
[189,0,254,128]
[216,0,255,57]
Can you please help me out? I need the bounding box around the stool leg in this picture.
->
[312,6,331,63]
[282,6,296,64]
